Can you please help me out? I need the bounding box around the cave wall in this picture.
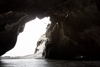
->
[0,0,100,60]
[43,0,100,59]
[0,12,27,56]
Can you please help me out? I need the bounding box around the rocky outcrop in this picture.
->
[0,12,27,56]
[43,0,100,60]
[34,34,47,58]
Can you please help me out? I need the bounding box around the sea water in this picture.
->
[0,58,100,67]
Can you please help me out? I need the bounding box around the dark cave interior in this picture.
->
[0,0,100,60]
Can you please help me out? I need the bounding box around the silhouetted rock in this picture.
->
[0,12,27,56]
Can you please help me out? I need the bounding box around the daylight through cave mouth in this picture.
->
[2,17,51,57]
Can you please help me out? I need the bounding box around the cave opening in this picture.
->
[2,17,51,58]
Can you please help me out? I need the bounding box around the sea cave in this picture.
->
[0,0,100,67]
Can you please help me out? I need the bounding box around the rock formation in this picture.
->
[0,0,100,60]
[0,12,27,56]
[43,0,100,60]
[34,34,47,58]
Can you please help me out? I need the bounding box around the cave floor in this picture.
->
[0,59,100,67]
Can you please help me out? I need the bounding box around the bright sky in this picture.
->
[2,17,51,57]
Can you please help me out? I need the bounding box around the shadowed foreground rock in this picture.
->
[0,12,27,56]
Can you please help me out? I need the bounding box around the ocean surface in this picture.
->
[0,59,100,67]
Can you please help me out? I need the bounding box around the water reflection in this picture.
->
[0,59,50,67]
[0,59,15,67]
[0,59,9,67]
[0,59,100,67]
